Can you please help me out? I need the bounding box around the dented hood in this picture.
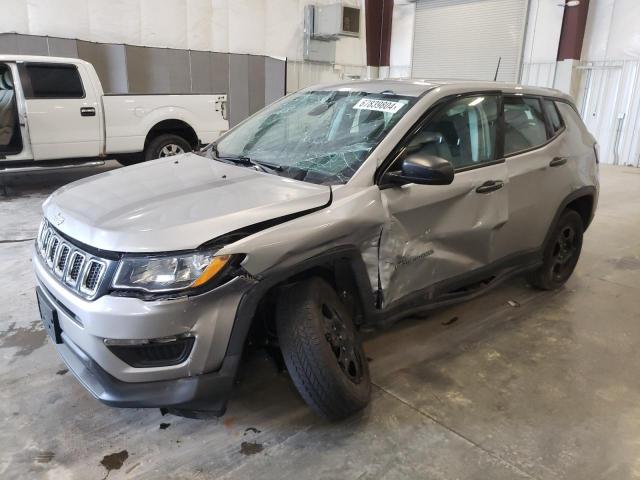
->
[43,154,331,253]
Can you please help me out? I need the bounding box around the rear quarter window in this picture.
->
[542,99,564,136]
[24,64,84,99]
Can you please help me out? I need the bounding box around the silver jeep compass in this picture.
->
[33,80,599,420]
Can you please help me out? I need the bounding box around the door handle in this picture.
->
[549,157,567,167]
[475,180,504,194]
[80,107,96,117]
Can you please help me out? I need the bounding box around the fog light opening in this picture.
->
[104,335,195,368]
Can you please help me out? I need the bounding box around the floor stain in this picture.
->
[608,256,640,270]
[223,416,237,429]
[159,423,171,430]
[240,441,264,456]
[34,450,54,463]
[0,321,47,358]
[441,316,459,326]
[56,369,68,376]
[445,390,473,407]
[100,450,129,474]
[244,427,261,435]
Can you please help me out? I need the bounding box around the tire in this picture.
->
[276,277,371,421]
[527,209,584,290]
[144,134,192,161]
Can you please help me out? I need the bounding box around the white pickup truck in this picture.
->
[0,55,228,169]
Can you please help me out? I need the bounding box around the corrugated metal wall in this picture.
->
[0,33,286,126]
[520,62,556,89]
[411,0,529,82]
[520,59,640,167]
[578,60,640,167]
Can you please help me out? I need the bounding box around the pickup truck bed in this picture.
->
[103,94,227,155]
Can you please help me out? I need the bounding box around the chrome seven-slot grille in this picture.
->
[37,220,110,299]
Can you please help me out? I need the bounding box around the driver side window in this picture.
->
[410,95,499,170]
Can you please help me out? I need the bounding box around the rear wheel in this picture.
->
[527,209,584,290]
[276,277,370,421]
[144,134,192,162]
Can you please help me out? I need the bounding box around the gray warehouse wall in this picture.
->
[76,41,128,94]
[0,33,286,126]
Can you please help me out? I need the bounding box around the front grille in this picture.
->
[36,220,113,300]
[46,237,59,266]
[81,261,104,293]
[54,245,70,276]
[65,252,85,285]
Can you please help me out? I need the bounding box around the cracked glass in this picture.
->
[213,90,418,185]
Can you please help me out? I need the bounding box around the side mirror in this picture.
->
[384,152,454,187]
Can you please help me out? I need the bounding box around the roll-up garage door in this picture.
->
[411,0,529,82]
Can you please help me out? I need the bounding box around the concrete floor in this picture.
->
[1,164,639,479]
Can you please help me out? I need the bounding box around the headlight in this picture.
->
[112,251,232,293]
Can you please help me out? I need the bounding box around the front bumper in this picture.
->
[33,248,259,413]
[54,326,240,414]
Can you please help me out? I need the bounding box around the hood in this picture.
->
[43,154,331,252]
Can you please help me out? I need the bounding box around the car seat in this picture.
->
[408,121,454,163]
[355,109,386,140]
[0,70,16,147]
[504,108,541,153]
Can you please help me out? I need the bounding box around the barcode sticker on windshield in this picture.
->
[353,98,405,114]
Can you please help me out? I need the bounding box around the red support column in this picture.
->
[365,0,394,69]
[557,0,590,61]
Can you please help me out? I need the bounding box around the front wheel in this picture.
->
[527,209,584,290]
[144,134,192,161]
[276,277,371,421]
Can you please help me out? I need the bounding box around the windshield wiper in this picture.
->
[209,143,282,174]
[223,155,284,174]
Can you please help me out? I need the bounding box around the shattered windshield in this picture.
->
[212,90,417,185]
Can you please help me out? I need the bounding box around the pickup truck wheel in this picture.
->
[527,209,584,290]
[145,134,192,161]
[276,277,371,421]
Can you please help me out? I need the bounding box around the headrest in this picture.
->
[1,70,13,89]
[359,109,384,123]
[504,109,529,127]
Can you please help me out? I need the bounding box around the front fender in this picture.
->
[224,245,378,361]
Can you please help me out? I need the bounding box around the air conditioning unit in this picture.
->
[313,3,361,40]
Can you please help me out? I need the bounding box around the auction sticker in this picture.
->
[353,98,405,114]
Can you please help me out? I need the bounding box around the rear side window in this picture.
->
[24,64,84,99]
[542,99,564,136]
[503,96,547,156]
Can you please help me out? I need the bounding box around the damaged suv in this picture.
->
[34,80,598,420]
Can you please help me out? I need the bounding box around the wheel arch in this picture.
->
[565,194,595,230]
[144,119,199,150]
[224,246,377,359]
[543,186,597,250]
